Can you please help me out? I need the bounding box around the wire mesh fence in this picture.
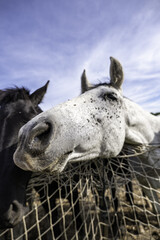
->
[0,145,160,240]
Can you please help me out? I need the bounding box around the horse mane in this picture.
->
[88,82,111,91]
[0,87,30,105]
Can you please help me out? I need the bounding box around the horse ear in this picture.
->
[81,70,93,93]
[30,80,49,105]
[109,57,124,90]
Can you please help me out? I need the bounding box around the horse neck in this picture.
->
[124,98,160,146]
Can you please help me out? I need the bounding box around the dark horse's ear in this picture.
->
[30,80,49,105]
[109,57,124,90]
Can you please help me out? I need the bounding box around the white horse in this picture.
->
[14,57,160,214]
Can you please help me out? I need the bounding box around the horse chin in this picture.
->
[67,144,100,162]
[49,150,100,173]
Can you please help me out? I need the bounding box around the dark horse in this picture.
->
[0,81,49,229]
[0,81,83,240]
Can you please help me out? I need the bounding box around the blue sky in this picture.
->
[0,0,160,112]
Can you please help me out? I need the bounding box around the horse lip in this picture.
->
[64,151,72,156]
[66,146,99,162]
[50,151,73,170]
[68,152,98,162]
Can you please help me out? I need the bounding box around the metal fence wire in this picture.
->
[0,145,160,240]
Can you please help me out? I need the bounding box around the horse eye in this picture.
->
[103,93,117,101]
[19,111,22,114]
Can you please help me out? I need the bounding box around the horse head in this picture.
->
[14,57,160,216]
[15,57,158,173]
[0,81,49,228]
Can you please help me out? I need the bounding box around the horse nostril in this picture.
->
[29,121,52,154]
[12,201,19,213]
[33,122,51,142]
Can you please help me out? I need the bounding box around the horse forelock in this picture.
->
[0,87,30,105]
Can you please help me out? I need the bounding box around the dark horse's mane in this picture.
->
[0,87,30,105]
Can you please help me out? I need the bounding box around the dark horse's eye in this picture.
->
[102,92,117,101]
